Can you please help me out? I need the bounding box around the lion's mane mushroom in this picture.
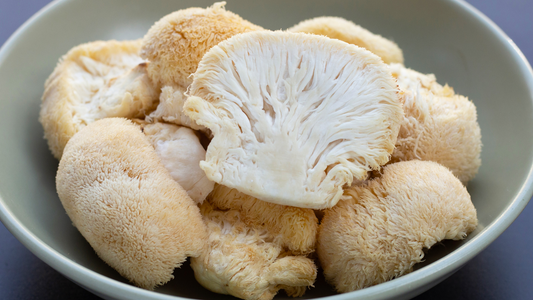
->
[288,16,404,65]
[141,2,263,132]
[191,201,317,300]
[40,40,160,159]
[207,184,318,254]
[388,63,482,183]
[184,31,404,209]
[317,160,478,292]
[56,118,208,290]
[142,122,214,204]
[140,1,263,88]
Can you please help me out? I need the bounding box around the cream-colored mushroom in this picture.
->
[388,63,482,183]
[184,31,404,209]
[40,40,159,159]
[317,160,478,292]
[191,201,317,300]
[140,1,263,88]
[142,122,214,204]
[288,16,404,64]
[140,2,262,131]
[56,118,207,290]
[207,184,318,254]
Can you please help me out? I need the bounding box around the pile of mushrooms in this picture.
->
[40,2,481,299]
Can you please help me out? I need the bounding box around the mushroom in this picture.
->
[140,1,263,88]
[140,2,263,132]
[141,122,214,204]
[56,118,208,290]
[207,184,318,254]
[388,63,482,183]
[317,160,478,292]
[390,63,455,97]
[184,31,404,209]
[191,200,317,300]
[40,40,160,159]
[288,16,404,64]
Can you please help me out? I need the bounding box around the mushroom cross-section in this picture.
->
[39,40,160,159]
[184,31,403,209]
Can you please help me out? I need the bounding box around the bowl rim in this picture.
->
[1,0,533,299]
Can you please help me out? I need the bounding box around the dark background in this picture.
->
[1,0,532,299]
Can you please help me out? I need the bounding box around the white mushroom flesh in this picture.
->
[185,31,403,209]
[143,122,214,204]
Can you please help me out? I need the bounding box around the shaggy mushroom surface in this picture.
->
[388,63,482,183]
[56,118,207,289]
[317,160,478,292]
[207,184,318,254]
[191,200,317,300]
[140,2,263,131]
[140,1,263,88]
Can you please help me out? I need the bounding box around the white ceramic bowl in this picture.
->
[1,0,532,299]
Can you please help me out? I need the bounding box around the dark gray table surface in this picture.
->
[1,0,532,299]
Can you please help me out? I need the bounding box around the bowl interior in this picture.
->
[1,0,532,299]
